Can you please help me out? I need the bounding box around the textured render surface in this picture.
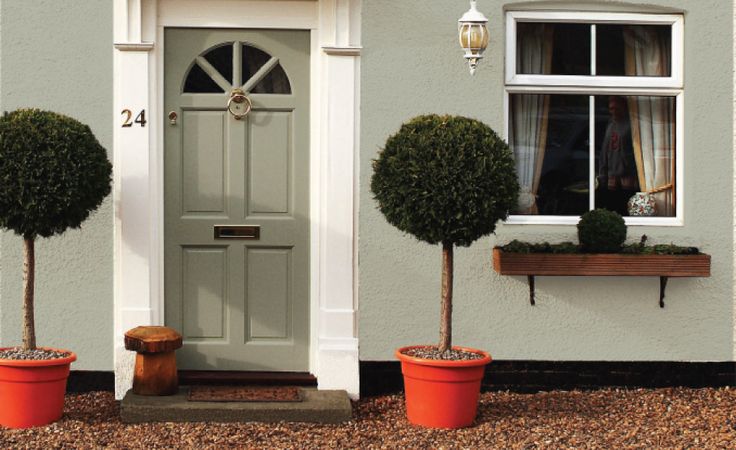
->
[733,0,736,370]
[359,0,735,362]
[0,0,113,370]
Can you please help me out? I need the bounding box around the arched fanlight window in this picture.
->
[183,42,292,94]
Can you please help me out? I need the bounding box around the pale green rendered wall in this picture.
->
[359,0,735,362]
[0,0,731,371]
[0,0,113,370]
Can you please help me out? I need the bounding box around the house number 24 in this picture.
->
[121,109,147,128]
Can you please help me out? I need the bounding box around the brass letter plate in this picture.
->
[214,225,260,240]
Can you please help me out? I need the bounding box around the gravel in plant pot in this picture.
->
[371,114,519,428]
[0,108,112,427]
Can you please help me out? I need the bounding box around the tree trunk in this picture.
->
[438,242,453,353]
[22,238,36,350]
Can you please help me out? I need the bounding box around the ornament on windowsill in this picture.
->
[627,183,674,217]
[627,192,656,216]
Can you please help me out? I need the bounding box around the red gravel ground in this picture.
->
[1,388,735,449]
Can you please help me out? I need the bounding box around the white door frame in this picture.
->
[112,0,361,399]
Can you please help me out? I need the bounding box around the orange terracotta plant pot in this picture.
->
[0,348,76,428]
[396,345,491,429]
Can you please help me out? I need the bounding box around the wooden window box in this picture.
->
[492,248,711,308]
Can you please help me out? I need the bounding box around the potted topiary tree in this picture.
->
[371,114,519,428]
[0,109,112,428]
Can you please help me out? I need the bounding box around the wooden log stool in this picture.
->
[124,326,182,396]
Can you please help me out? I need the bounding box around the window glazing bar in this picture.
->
[589,95,596,211]
[590,24,596,76]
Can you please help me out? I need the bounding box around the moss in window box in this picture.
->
[502,235,700,256]
[502,240,579,254]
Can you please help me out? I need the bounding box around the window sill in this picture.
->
[505,215,683,227]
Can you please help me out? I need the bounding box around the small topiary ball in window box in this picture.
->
[577,209,627,253]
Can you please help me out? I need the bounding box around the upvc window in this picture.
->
[505,12,684,226]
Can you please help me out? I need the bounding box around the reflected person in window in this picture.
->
[598,96,639,215]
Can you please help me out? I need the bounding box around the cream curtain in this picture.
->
[624,26,675,216]
[511,24,554,214]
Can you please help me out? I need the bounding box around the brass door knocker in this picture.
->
[227,88,252,120]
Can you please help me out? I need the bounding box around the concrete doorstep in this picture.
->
[121,387,353,424]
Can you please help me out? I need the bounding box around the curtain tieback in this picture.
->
[647,183,674,194]
[517,189,537,213]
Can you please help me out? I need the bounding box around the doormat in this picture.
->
[187,386,303,403]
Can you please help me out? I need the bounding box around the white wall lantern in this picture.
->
[458,0,489,75]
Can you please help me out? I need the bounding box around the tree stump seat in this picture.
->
[124,326,182,396]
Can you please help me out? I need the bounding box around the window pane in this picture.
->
[510,94,590,215]
[241,44,292,94]
[596,25,671,77]
[203,43,234,84]
[242,45,271,84]
[517,23,590,75]
[594,96,675,217]
[183,63,225,93]
[251,63,291,94]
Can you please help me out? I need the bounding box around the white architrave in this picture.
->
[113,0,361,399]
[315,0,361,397]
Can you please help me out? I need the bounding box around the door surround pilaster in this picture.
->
[113,0,361,399]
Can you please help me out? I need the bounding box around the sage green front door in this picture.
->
[164,29,310,371]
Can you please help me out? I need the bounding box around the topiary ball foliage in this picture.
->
[0,109,112,239]
[371,115,519,247]
[577,209,627,253]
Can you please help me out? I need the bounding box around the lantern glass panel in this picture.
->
[460,23,489,51]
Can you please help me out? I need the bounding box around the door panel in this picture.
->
[164,28,310,371]
[247,248,292,340]
[182,247,227,339]
[181,111,226,214]
[249,111,291,214]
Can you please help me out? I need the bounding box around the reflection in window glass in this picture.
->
[251,63,291,94]
[242,45,292,94]
[242,45,271,82]
[516,23,590,75]
[183,63,225,93]
[203,43,234,84]
[595,95,675,217]
[510,94,589,215]
[596,25,671,77]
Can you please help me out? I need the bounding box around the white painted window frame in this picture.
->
[113,0,361,399]
[504,11,685,226]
